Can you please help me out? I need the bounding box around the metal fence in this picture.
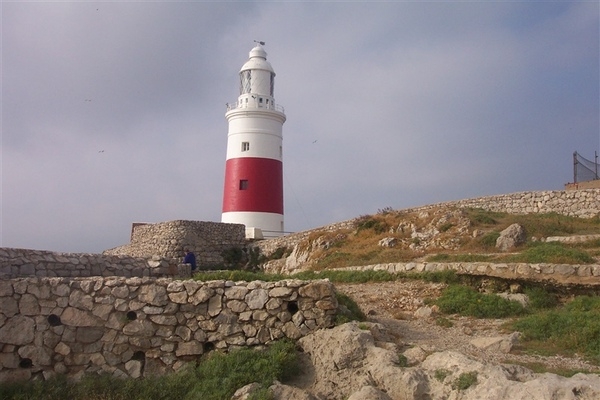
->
[573,151,599,183]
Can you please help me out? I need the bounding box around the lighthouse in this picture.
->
[221,42,286,238]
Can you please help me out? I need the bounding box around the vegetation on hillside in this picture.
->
[273,208,600,270]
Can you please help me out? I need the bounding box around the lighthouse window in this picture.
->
[240,71,251,94]
[239,180,249,190]
[270,73,275,96]
[241,142,250,152]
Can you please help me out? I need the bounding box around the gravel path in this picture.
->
[335,281,600,374]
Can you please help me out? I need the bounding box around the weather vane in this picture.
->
[254,40,265,45]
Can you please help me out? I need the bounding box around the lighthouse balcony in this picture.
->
[226,99,285,114]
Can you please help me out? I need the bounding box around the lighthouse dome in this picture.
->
[240,45,274,73]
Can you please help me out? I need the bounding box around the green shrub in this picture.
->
[269,246,289,260]
[439,223,455,232]
[436,285,526,318]
[396,354,408,367]
[356,216,389,234]
[221,247,245,269]
[523,286,559,310]
[452,371,478,390]
[434,369,451,382]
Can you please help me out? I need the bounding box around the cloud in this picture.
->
[2,2,598,252]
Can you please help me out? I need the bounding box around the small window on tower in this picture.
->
[239,180,249,190]
[241,142,250,152]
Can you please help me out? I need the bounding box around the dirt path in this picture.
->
[335,281,600,374]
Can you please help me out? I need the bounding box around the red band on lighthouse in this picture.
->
[222,157,283,214]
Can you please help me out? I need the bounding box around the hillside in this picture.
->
[257,205,600,275]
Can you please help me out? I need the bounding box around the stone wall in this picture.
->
[0,277,337,382]
[104,220,246,268]
[254,189,600,257]
[0,248,182,280]
[332,262,600,287]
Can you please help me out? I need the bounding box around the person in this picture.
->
[184,249,197,271]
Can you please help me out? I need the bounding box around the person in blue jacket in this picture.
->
[184,248,197,271]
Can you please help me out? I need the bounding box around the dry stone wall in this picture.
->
[104,220,246,268]
[0,277,337,382]
[0,248,180,280]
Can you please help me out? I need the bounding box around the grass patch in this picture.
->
[335,292,366,324]
[434,368,451,382]
[0,366,198,400]
[436,285,526,318]
[452,371,478,391]
[465,208,502,226]
[503,242,595,264]
[523,286,559,310]
[193,270,286,282]
[426,253,495,263]
[0,340,298,400]
[511,295,600,364]
[478,232,501,249]
[190,340,297,399]
[296,269,396,283]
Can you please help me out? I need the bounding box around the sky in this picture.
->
[2,1,599,254]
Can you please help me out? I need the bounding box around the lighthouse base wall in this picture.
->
[222,212,284,238]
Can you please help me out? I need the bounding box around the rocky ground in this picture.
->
[334,280,600,374]
[243,280,600,400]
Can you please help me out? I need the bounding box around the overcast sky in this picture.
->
[2,1,599,253]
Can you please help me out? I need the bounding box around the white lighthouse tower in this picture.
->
[221,42,286,238]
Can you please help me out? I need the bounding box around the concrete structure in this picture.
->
[222,43,286,238]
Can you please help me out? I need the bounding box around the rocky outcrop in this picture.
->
[256,322,600,400]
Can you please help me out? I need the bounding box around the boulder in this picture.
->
[496,223,526,251]
[470,332,520,353]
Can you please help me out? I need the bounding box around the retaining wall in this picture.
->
[0,277,337,382]
[334,262,600,287]
[0,248,183,280]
